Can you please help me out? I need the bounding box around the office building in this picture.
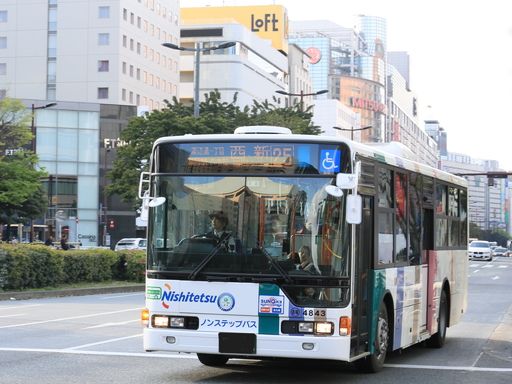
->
[0,0,181,110]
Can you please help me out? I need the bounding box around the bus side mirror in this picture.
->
[346,194,362,224]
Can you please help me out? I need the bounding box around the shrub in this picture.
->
[0,244,144,291]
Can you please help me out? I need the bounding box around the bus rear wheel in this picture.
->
[356,302,389,373]
[427,289,448,348]
[197,353,229,367]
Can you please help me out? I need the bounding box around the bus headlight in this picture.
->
[298,322,314,333]
[153,315,170,328]
[315,322,334,335]
[170,317,185,328]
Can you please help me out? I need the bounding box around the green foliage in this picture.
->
[0,98,47,227]
[0,98,32,152]
[109,90,322,204]
[0,244,145,291]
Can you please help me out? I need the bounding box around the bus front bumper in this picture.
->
[143,328,352,361]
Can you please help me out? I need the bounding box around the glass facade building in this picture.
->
[35,102,100,245]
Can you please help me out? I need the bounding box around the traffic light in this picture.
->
[108,219,115,230]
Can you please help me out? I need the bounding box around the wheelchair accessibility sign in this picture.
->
[319,149,341,173]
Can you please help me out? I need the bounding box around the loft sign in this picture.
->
[251,13,279,32]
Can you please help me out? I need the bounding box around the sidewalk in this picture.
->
[0,283,145,301]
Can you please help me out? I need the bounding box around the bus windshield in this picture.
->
[147,174,351,307]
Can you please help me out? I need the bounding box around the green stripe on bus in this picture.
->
[258,283,280,335]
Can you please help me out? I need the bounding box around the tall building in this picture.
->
[0,0,181,110]
[178,6,289,109]
[176,23,288,109]
[441,154,508,232]
[0,0,180,245]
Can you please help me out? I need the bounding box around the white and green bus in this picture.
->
[140,126,468,372]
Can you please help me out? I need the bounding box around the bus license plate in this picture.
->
[219,333,256,354]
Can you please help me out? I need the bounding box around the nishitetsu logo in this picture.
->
[159,284,220,309]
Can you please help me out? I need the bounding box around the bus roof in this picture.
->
[152,129,467,188]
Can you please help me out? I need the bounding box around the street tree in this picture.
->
[109,91,321,204]
[0,98,47,240]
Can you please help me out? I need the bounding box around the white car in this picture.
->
[468,240,492,261]
[114,238,147,251]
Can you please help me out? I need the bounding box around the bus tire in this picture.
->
[427,289,448,348]
[197,353,229,367]
[356,302,389,373]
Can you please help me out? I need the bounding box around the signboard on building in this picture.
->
[181,5,289,53]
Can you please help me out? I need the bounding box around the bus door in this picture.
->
[351,195,373,357]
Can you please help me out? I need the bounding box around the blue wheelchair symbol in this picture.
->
[320,150,340,173]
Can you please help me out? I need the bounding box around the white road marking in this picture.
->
[65,333,143,350]
[0,313,25,318]
[0,347,196,359]
[0,307,143,329]
[83,319,139,329]
[482,265,493,269]
[492,276,500,280]
[100,293,144,300]
[498,265,508,269]
[0,304,42,311]
[0,348,510,372]
[384,363,512,372]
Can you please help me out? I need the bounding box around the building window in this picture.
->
[122,35,127,47]
[0,63,5,75]
[129,65,134,77]
[98,87,109,99]
[122,88,126,101]
[0,36,6,49]
[137,42,141,54]
[0,89,6,99]
[123,8,127,21]
[98,6,110,19]
[98,33,109,46]
[98,60,109,72]
[122,62,127,74]
[0,10,8,22]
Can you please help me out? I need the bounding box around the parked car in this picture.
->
[114,238,147,251]
[468,240,493,261]
[492,246,508,257]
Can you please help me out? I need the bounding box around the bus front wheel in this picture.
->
[356,302,389,373]
[197,353,229,367]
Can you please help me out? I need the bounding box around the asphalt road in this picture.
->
[0,257,511,384]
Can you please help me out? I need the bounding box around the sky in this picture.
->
[181,0,512,170]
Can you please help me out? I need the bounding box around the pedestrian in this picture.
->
[45,236,54,246]
[60,236,69,250]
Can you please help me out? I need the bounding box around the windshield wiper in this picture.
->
[258,246,293,284]
[188,233,232,280]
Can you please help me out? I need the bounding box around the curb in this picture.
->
[0,284,145,301]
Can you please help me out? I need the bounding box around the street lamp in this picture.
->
[30,102,57,242]
[162,41,236,117]
[31,102,57,152]
[275,89,328,111]
[333,125,373,141]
